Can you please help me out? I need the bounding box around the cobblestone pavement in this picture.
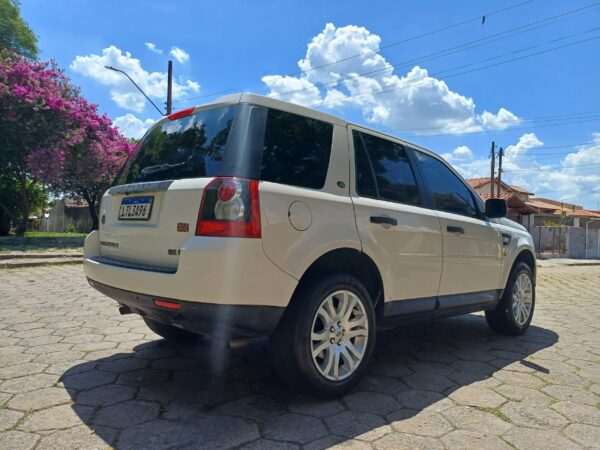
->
[1,265,599,450]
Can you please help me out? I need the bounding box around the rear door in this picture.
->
[410,149,503,302]
[349,127,443,312]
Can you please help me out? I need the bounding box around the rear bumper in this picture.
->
[83,230,298,308]
[88,279,284,338]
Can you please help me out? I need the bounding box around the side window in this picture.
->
[353,130,421,206]
[260,109,333,189]
[413,150,478,217]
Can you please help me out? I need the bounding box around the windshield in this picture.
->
[115,105,239,185]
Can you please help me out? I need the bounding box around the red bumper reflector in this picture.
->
[153,299,181,310]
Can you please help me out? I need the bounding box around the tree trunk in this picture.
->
[15,173,30,237]
[82,190,99,231]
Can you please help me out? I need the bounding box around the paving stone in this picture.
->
[325,411,391,442]
[60,369,116,390]
[441,430,513,450]
[504,427,582,450]
[75,384,137,406]
[565,423,600,450]
[0,362,48,380]
[0,430,39,450]
[36,425,117,450]
[8,387,71,411]
[542,384,600,405]
[551,400,600,425]
[388,410,453,437]
[449,385,506,408]
[218,394,287,420]
[374,432,444,450]
[287,395,345,417]
[500,401,569,429]
[239,439,299,449]
[493,384,553,406]
[0,373,57,394]
[262,413,327,444]
[493,370,546,389]
[401,372,456,392]
[0,409,22,432]
[19,404,94,432]
[442,406,512,435]
[344,391,401,416]
[116,368,169,386]
[93,400,160,428]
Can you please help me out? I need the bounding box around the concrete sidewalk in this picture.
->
[536,257,600,268]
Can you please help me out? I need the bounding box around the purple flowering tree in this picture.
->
[0,50,134,233]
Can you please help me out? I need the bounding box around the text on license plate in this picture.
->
[118,196,154,220]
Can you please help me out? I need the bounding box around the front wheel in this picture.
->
[486,262,535,335]
[271,274,376,398]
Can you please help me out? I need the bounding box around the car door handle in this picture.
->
[447,225,464,234]
[370,216,397,226]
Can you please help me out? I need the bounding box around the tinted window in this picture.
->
[116,106,238,184]
[413,150,478,217]
[353,131,421,206]
[260,109,333,189]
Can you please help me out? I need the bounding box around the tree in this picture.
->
[0,174,47,235]
[29,98,134,230]
[0,50,81,235]
[0,0,38,58]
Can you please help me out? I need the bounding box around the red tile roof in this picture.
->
[466,178,532,195]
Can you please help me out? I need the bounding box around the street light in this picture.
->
[104,66,165,116]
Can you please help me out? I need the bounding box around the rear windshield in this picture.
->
[115,106,238,184]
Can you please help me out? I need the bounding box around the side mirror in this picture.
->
[485,198,507,218]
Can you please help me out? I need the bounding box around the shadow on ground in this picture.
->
[61,314,558,449]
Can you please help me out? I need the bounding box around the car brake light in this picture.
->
[195,177,261,238]
[167,107,195,121]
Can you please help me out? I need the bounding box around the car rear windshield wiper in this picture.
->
[140,161,187,176]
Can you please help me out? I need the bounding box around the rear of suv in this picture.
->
[85,93,536,397]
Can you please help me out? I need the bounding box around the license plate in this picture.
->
[118,196,154,221]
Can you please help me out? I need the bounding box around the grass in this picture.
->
[476,406,511,422]
[1,231,87,238]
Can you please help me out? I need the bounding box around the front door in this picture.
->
[410,150,503,303]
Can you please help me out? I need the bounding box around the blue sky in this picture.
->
[21,0,600,208]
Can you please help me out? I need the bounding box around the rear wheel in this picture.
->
[143,317,200,342]
[271,274,375,398]
[486,261,535,335]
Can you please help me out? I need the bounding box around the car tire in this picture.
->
[486,261,535,335]
[143,317,200,342]
[271,273,376,398]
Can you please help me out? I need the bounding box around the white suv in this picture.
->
[84,93,536,397]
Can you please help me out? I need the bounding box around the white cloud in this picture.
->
[443,145,474,162]
[145,42,162,54]
[447,132,600,209]
[71,46,200,113]
[114,114,155,139]
[262,23,520,135]
[169,46,189,64]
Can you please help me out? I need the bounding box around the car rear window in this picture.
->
[115,106,238,184]
[260,109,333,189]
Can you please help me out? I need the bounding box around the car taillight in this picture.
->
[195,177,261,238]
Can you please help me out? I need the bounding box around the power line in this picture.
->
[502,162,600,173]
[174,0,537,104]
[273,2,600,101]
[317,27,600,108]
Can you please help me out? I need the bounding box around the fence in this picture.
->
[533,226,600,259]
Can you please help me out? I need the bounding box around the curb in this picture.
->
[0,253,83,260]
[0,258,83,269]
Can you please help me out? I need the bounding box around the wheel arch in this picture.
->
[289,247,385,316]
[511,248,536,284]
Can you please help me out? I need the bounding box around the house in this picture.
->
[466,178,600,230]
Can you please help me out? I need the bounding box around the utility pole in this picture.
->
[166,60,173,115]
[497,147,504,197]
[490,141,496,198]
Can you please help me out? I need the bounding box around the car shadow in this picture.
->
[61,314,558,449]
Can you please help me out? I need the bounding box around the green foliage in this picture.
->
[0,0,38,58]
[64,223,76,233]
[0,173,48,222]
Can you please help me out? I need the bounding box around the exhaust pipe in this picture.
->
[118,305,133,315]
